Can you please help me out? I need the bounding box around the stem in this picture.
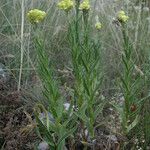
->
[83,10,89,47]
[18,0,25,91]
[122,26,130,119]
[75,0,80,43]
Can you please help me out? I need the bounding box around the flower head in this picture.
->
[117,10,129,23]
[27,9,46,24]
[95,22,102,30]
[79,0,90,11]
[57,0,74,11]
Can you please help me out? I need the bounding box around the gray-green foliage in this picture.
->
[33,1,105,148]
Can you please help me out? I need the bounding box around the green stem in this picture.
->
[75,0,80,43]
[83,10,89,47]
[121,23,133,131]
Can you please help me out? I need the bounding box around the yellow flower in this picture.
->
[27,9,46,24]
[79,0,90,11]
[57,0,74,11]
[118,10,129,23]
[95,22,102,30]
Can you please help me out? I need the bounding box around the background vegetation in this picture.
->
[0,0,150,149]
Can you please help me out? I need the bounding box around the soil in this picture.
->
[0,76,38,150]
[0,69,122,150]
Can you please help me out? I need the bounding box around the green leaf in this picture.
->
[126,115,139,133]
[56,98,64,119]
[120,76,129,92]
[57,125,77,146]
[81,56,89,73]
[74,101,88,123]
[138,95,150,105]
[35,113,55,147]
[94,102,106,119]
[83,79,90,96]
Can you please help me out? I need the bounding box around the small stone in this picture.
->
[0,63,10,83]
[39,112,55,123]
[63,102,70,111]
[38,141,49,150]
[108,135,118,142]
[143,7,149,12]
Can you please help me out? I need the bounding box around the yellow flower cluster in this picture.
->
[57,0,74,11]
[95,22,102,30]
[79,0,90,11]
[118,11,129,23]
[27,9,46,24]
